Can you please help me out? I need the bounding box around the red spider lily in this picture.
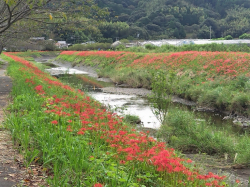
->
[51,120,58,125]
[119,160,126,164]
[66,125,73,132]
[93,183,103,187]
[77,130,85,135]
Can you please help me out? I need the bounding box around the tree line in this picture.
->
[1,0,250,54]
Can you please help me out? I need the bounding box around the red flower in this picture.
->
[119,160,126,164]
[51,120,58,125]
[35,85,43,91]
[77,131,84,135]
[93,183,103,187]
[66,125,73,132]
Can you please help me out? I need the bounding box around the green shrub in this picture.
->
[120,39,129,43]
[230,93,249,113]
[123,114,141,125]
[145,44,158,50]
[198,89,220,107]
[239,33,250,39]
[224,35,233,40]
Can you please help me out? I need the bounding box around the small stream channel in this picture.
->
[35,57,249,185]
[56,73,243,134]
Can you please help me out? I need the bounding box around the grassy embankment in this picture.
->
[57,51,250,116]
[55,50,250,166]
[1,52,230,186]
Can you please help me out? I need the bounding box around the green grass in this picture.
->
[0,60,3,68]
[157,108,250,164]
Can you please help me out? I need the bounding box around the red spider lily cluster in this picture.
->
[60,50,250,78]
[4,52,228,186]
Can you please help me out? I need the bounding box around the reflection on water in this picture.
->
[91,92,160,129]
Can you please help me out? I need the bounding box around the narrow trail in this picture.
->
[0,57,18,186]
[0,57,49,187]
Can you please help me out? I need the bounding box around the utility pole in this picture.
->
[210,26,212,39]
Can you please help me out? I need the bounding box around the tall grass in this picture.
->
[157,108,250,164]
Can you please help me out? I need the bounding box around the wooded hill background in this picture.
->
[48,0,250,43]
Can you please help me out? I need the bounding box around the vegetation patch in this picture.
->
[2,52,229,186]
[56,50,250,117]
[157,108,250,164]
[0,60,3,68]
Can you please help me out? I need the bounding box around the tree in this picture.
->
[0,0,109,53]
[0,0,54,53]
[201,18,220,38]
[197,25,214,39]
[98,21,129,40]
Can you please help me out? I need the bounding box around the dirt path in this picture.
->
[0,58,48,187]
[0,58,21,187]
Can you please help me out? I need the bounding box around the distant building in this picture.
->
[55,41,68,49]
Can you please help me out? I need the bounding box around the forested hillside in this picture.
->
[47,0,250,43]
[96,0,250,39]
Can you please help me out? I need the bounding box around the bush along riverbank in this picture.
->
[57,50,250,118]
[2,52,231,186]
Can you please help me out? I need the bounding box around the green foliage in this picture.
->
[68,43,111,51]
[148,70,176,124]
[98,22,130,41]
[123,115,141,125]
[144,44,158,50]
[157,108,237,158]
[0,60,3,67]
[157,107,250,164]
[43,40,57,51]
[224,35,233,40]
[94,0,250,40]
[239,33,250,39]
[120,39,129,43]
